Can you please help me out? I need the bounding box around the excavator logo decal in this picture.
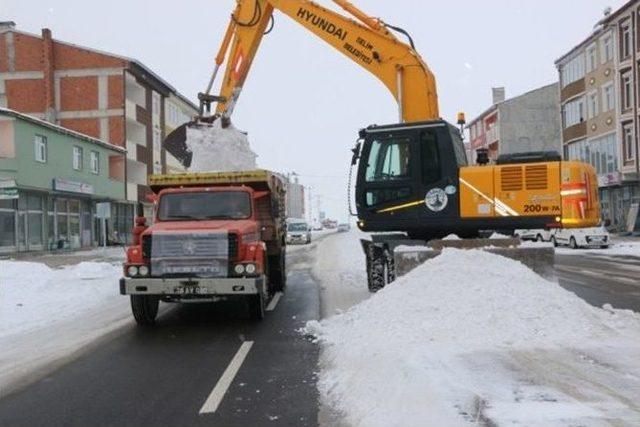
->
[297,8,348,41]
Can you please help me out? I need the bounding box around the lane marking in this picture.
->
[266,292,283,311]
[199,341,254,415]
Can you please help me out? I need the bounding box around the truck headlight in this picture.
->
[127,265,139,277]
[234,264,246,275]
[138,265,149,276]
[245,263,257,275]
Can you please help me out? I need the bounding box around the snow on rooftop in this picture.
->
[305,248,640,426]
[186,121,257,172]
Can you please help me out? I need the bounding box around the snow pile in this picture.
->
[0,260,123,338]
[186,121,257,172]
[305,249,640,426]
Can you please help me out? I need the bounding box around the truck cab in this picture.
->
[120,170,286,325]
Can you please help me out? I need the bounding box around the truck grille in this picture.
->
[149,232,231,278]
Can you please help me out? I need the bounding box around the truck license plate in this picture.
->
[174,286,208,295]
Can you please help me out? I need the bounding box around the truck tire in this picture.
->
[268,250,286,293]
[248,293,265,320]
[130,295,159,326]
[366,244,394,293]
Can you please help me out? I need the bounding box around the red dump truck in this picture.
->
[119,170,287,325]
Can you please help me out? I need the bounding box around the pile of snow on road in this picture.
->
[0,260,122,338]
[186,121,257,172]
[305,248,640,426]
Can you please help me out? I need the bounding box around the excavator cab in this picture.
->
[355,120,468,239]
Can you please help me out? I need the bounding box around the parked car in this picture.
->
[550,226,610,249]
[337,223,350,232]
[286,221,311,244]
[514,229,552,242]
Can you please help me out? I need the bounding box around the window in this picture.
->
[586,44,597,73]
[365,137,411,182]
[90,151,100,174]
[566,134,618,175]
[621,72,633,111]
[563,97,585,128]
[587,91,599,119]
[73,146,83,170]
[420,131,441,184]
[601,33,614,63]
[602,83,615,112]
[621,21,631,60]
[561,54,585,87]
[158,191,252,220]
[623,122,635,160]
[34,135,47,163]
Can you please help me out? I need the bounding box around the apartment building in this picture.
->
[0,108,126,252]
[556,4,639,229]
[0,22,197,226]
[285,174,305,219]
[467,85,561,164]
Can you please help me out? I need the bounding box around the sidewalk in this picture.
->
[5,246,125,268]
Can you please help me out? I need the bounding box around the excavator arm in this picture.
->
[207,0,439,123]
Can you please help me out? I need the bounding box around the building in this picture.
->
[0,22,197,223]
[555,4,640,229]
[285,174,305,219]
[0,107,126,253]
[467,84,561,164]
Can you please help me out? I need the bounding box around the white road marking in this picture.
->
[199,341,254,414]
[266,292,283,311]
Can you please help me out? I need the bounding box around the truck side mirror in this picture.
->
[351,141,362,166]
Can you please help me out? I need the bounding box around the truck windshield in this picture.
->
[158,191,251,220]
[288,223,308,232]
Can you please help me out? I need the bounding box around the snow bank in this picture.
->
[0,260,123,338]
[305,249,640,426]
[186,121,257,172]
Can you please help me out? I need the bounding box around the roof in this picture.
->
[467,83,558,127]
[0,108,126,153]
[554,3,635,66]
[2,28,198,110]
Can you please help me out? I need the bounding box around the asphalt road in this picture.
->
[0,247,320,427]
[556,252,640,312]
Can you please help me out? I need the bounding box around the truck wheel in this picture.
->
[248,293,265,320]
[269,251,286,293]
[130,295,159,326]
[366,244,393,293]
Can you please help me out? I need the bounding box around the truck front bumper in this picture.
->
[120,276,265,296]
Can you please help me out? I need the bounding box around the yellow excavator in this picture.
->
[163,0,601,290]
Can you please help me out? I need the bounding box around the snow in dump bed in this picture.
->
[186,120,257,172]
[0,260,124,338]
[305,249,640,426]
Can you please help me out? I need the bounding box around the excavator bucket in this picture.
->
[164,123,194,168]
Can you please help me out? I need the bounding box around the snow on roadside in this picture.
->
[305,248,640,426]
[0,260,125,338]
[311,229,369,318]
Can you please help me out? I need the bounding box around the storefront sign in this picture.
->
[597,172,622,187]
[53,178,94,195]
[0,179,18,199]
[0,187,18,200]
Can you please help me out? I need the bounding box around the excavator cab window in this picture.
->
[365,137,412,182]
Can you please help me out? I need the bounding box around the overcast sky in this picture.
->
[2,0,628,221]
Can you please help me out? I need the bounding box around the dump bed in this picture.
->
[148,169,285,195]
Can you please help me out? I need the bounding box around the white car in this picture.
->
[286,221,311,244]
[514,229,552,242]
[550,226,610,249]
